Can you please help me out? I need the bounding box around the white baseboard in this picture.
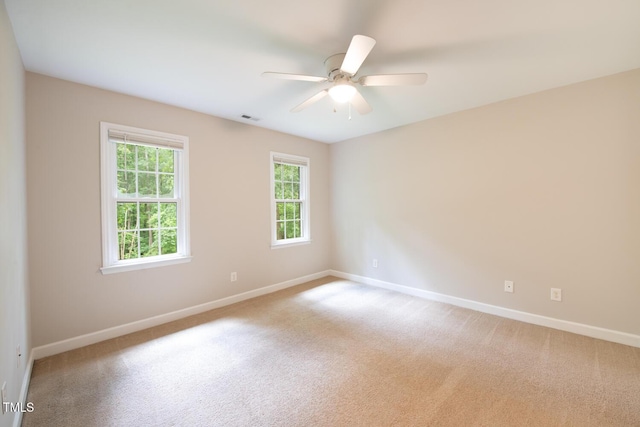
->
[329,270,640,348]
[32,270,331,359]
[29,268,640,359]
[13,349,35,427]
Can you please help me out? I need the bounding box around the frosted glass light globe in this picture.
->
[329,83,356,103]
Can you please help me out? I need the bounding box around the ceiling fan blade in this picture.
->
[340,35,376,76]
[262,72,327,82]
[291,90,329,112]
[350,90,372,115]
[359,73,428,86]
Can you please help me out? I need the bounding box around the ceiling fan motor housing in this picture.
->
[324,53,347,81]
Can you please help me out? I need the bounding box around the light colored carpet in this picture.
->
[23,277,640,426]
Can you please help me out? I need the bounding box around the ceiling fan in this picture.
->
[262,35,428,115]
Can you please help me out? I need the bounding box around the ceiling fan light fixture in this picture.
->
[263,34,425,115]
[328,82,356,103]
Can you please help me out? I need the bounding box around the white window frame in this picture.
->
[270,152,311,248]
[100,122,191,274]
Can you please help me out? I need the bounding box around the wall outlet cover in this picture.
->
[504,280,514,293]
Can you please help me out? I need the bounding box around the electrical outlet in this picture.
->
[230,272,237,282]
[372,259,378,268]
[1,381,6,414]
[504,280,514,293]
[551,288,562,301]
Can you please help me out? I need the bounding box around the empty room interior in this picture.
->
[2,0,640,426]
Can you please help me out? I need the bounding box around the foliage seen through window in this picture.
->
[116,143,178,259]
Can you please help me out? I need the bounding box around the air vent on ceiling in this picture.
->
[241,114,260,121]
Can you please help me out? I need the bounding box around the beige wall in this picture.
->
[26,73,331,347]
[331,69,640,335]
[0,1,30,426]
[24,63,640,348]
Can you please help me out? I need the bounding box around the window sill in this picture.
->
[271,239,311,249]
[100,255,192,275]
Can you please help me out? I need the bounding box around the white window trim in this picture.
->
[100,122,191,274]
[270,151,311,248]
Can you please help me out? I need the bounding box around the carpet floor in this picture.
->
[23,277,640,426]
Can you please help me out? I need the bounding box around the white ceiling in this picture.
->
[5,0,640,143]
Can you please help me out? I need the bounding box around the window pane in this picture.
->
[138,172,157,197]
[285,220,294,239]
[159,174,174,198]
[271,155,309,246]
[274,163,282,181]
[118,231,139,260]
[160,203,177,228]
[117,143,135,171]
[285,202,295,220]
[276,203,284,221]
[283,164,293,181]
[275,182,284,199]
[117,202,137,231]
[160,229,177,255]
[139,203,159,229]
[117,170,136,196]
[284,182,294,199]
[137,145,157,172]
[158,149,174,173]
[104,124,190,269]
[140,229,159,257]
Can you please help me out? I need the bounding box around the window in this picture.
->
[270,152,310,247]
[100,122,191,274]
